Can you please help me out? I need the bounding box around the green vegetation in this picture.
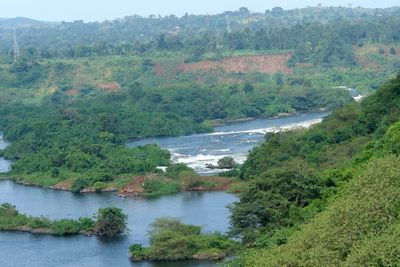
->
[226,74,400,265]
[140,166,236,197]
[1,7,399,67]
[142,178,180,197]
[0,75,347,191]
[1,6,400,264]
[0,203,127,237]
[237,156,400,266]
[2,7,398,196]
[217,157,238,169]
[94,207,127,237]
[129,218,239,261]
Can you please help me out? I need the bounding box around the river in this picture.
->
[127,112,328,175]
[0,180,235,267]
[0,112,328,267]
[0,135,10,173]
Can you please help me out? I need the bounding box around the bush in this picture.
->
[28,217,52,229]
[143,179,179,197]
[50,167,60,177]
[71,178,90,193]
[52,219,82,235]
[130,218,239,261]
[166,164,194,179]
[94,207,127,237]
[217,157,238,169]
[78,217,96,231]
[93,182,107,192]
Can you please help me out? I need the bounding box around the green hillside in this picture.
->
[227,74,400,266]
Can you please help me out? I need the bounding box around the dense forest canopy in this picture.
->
[0,6,399,67]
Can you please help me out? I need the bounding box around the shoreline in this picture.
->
[0,227,94,236]
[0,175,239,197]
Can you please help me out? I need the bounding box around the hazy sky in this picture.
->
[1,0,399,22]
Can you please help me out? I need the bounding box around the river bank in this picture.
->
[0,173,240,198]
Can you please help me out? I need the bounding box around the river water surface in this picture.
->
[0,135,10,173]
[128,112,328,175]
[0,113,328,267]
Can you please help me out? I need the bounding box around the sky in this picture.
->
[1,0,399,22]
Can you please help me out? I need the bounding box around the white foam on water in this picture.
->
[205,118,323,136]
[354,95,364,102]
[167,117,324,174]
[170,152,248,173]
[213,149,231,152]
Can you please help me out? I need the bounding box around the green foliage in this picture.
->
[237,156,400,266]
[165,163,193,179]
[227,74,400,266]
[52,219,84,235]
[71,178,90,193]
[0,65,352,191]
[129,218,239,261]
[94,207,127,237]
[2,7,399,65]
[0,203,100,236]
[142,179,180,197]
[230,160,323,243]
[217,157,238,169]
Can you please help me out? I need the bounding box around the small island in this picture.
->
[129,218,239,262]
[0,203,127,237]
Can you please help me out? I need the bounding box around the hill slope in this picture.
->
[0,17,47,28]
[229,74,400,266]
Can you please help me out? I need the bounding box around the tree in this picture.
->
[239,7,250,15]
[271,7,284,16]
[94,207,127,237]
[218,157,238,169]
[273,72,284,86]
[243,83,254,94]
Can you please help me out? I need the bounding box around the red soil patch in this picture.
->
[117,176,146,197]
[153,62,178,78]
[97,82,121,91]
[180,53,293,75]
[51,180,73,191]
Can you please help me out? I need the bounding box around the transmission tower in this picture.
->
[13,28,20,62]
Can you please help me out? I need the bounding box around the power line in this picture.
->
[13,28,20,63]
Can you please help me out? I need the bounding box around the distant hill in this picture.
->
[0,17,47,28]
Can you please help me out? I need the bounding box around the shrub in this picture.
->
[52,219,82,235]
[130,218,239,261]
[71,178,90,193]
[94,207,127,237]
[143,179,179,197]
[217,157,238,169]
[166,164,194,179]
